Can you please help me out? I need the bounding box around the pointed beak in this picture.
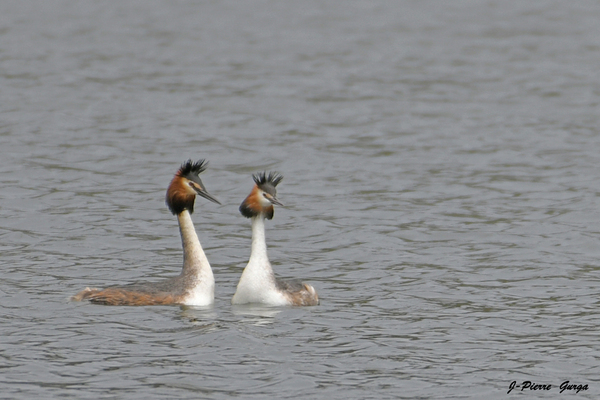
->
[267,195,284,207]
[194,186,221,205]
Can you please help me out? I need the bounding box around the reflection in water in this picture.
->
[179,304,219,326]
[231,304,282,325]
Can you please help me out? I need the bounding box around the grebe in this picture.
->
[231,172,319,306]
[72,159,221,306]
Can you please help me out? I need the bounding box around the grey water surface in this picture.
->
[1,1,600,399]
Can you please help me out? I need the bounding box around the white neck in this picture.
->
[178,210,214,304]
[249,216,268,262]
[232,214,282,305]
[247,215,275,275]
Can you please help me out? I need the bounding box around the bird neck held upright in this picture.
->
[250,214,266,253]
[177,210,211,280]
[248,214,271,269]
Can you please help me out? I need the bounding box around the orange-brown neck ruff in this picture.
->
[166,176,196,215]
[240,186,274,220]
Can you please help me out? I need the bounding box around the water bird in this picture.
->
[231,172,319,306]
[72,159,220,306]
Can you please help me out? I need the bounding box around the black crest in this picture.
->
[253,171,283,194]
[178,159,208,179]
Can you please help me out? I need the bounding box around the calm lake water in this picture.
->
[2,1,600,399]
